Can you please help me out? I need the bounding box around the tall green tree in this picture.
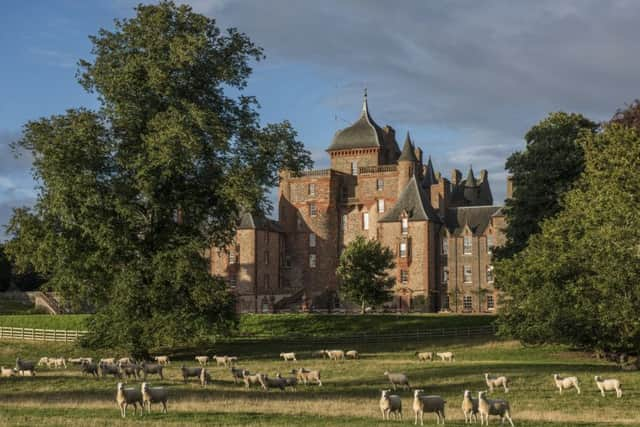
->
[0,244,11,292]
[496,112,598,259]
[496,118,640,353]
[5,2,311,356]
[336,236,395,314]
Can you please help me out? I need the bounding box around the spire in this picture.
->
[398,132,418,162]
[464,165,477,187]
[423,155,438,187]
[361,88,368,115]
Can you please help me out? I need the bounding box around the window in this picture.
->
[297,213,303,230]
[308,183,316,196]
[463,295,473,311]
[342,214,348,232]
[400,242,408,258]
[264,274,270,289]
[442,294,450,310]
[463,236,472,254]
[229,247,238,264]
[264,231,269,244]
[377,199,385,213]
[229,275,237,288]
[400,270,408,284]
[309,233,316,248]
[401,217,409,234]
[376,178,384,191]
[442,238,448,255]
[264,251,269,265]
[463,265,472,283]
[442,266,449,284]
[487,295,495,311]
[486,265,494,283]
[363,212,369,230]
[309,203,317,217]
[309,254,317,268]
[351,161,358,175]
[487,235,494,253]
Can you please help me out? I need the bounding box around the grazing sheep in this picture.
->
[280,352,297,361]
[461,390,479,424]
[413,389,446,426]
[227,356,238,365]
[181,365,203,383]
[121,363,142,380]
[69,357,92,365]
[346,350,359,359]
[276,373,298,390]
[230,367,246,384]
[1,366,17,377]
[553,374,580,394]
[416,351,434,362]
[200,368,211,387]
[37,357,50,367]
[312,350,327,359]
[99,362,122,379]
[118,357,134,366]
[436,352,455,362]
[291,368,322,386]
[141,382,168,414]
[100,358,115,365]
[324,350,345,361]
[15,358,36,376]
[153,356,170,365]
[141,362,164,380]
[380,389,403,420]
[80,361,99,378]
[52,357,67,369]
[478,391,514,426]
[594,376,622,398]
[116,382,143,418]
[384,371,410,391]
[195,355,209,366]
[243,371,263,389]
[485,373,510,393]
[258,373,286,391]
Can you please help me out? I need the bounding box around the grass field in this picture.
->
[0,336,637,426]
[0,314,90,330]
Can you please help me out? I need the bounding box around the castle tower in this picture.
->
[397,132,418,196]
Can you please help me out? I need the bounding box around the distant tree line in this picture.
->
[495,101,640,355]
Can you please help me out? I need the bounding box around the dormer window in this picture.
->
[463,236,472,255]
[351,161,358,175]
[401,217,409,234]
[376,178,384,191]
[308,183,316,196]
[400,241,408,258]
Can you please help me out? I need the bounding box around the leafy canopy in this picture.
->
[336,236,395,314]
[496,112,597,258]
[5,1,311,356]
[495,116,640,352]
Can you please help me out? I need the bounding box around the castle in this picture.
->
[209,92,507,313]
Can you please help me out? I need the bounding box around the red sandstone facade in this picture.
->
[210,93,506,313]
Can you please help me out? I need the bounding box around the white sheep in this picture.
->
[153,356,170,365]
[461,390,478,424]
[594,376,622,398]
[553,374,580,394]
[195,355,209,366]
[118,357,134,366]
[346,350,359,359]
[413,389,446,426]
[141,382,168,414]
[37,357,50,367]
[213,355,231,367]
[116,382,143,418]
[1,366,17,377]
[280,352,297,361]
[69,357,92,365]
[51,357,67,369]
[380,389,402,420]
[292,368,322,386]
[478,391,513,426]
[100,357,115,365]
[436,352,455,362]
[384,371,410,391]
[243,372,263,389]
[485,373,510,393]
[324,349,345,361]
[416,351,434,362]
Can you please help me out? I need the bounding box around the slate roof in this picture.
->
[379,176,442,223]
[444,206,502,235]
[238,212,284,232]
[398,132,418,162]
[422,156,438,187]
[450,167,493,206]
[327,93,385,151]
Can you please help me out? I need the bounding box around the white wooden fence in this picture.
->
[0,326,87,342]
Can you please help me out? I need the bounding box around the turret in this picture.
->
[398,132,418,196]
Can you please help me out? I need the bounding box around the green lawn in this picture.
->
[0,314,90,330]
[0,336,636,426]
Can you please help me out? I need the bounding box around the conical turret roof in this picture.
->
[327,90,385,151]
[398,132,418,162]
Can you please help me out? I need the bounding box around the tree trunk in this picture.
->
[361,299,365,315]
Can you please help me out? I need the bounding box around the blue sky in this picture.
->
[2,0,639,240]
